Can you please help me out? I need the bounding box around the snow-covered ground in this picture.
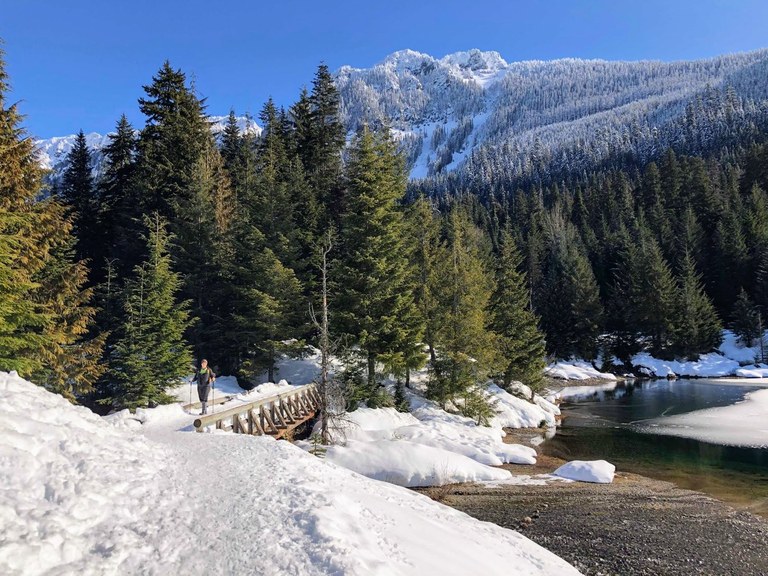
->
[548,331,768,381]
[166,348,563,488]
[545,360,617,381]
[641,388,768,448]
[546,381,621,403]
[1,370,582,575]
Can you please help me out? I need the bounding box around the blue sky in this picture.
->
[3,0,767,137]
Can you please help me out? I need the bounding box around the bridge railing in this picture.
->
[192,383,321,438]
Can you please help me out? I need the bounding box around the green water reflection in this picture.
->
[544,379,768,516]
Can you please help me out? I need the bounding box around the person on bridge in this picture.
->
[192,359,216,415]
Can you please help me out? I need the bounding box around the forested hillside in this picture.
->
[337,48,768,190]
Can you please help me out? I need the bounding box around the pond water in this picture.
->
[543,379,768,517]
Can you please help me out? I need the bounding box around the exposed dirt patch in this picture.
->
[416,428,768,576]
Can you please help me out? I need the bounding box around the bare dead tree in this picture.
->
[310,231,339,443]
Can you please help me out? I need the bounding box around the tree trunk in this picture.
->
[367,352,376,390]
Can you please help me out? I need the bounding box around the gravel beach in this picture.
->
[420,432,768,576]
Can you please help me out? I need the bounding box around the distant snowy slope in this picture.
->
[35,115,261,184]
[336,48,768,182]
[0,371,581,575]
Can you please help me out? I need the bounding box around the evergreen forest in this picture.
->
[3,47,768,417]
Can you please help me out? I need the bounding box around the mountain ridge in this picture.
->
[36,47,768,186]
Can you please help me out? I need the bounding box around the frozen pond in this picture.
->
[545,379,768,516]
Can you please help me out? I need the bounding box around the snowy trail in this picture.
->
[144,420,580,575]
[2,372,581,575]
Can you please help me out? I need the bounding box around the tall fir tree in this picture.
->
[488,231,546,393]
[30,210,106,399]
[0,48,103,397]
[98,114,138,274]
[537,208,603,360]
[731,288,762,347]
[671,252,723,359]
[636,235,678,357]
[407,196,446,368]
[107,214,193,409]
[336,126,423,394]
[428,206,495,412]
[60,130,102,280]
[307,64,345,224]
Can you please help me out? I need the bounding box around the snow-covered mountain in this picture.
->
[336,48,768,185]
[35,115,261,183]
[36,48,768,187]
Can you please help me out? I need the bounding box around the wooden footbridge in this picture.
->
[192,383,322,439]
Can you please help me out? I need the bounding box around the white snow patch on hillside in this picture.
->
[631,352,740,378]
[718,330,763,364]
[545,361,617,381]
[642,388,768,448]
[0,371,581,575]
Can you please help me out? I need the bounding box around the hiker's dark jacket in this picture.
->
[194,367,215,387]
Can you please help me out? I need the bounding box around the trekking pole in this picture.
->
[211,379,215,415]
[188,377,192,413]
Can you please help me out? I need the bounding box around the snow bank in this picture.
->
[735,365,768,378]
[631,352,740,379]
[304,379,562,487]
[312,403,538,486]
[642,388,768,448]
[545,361,617,381]
[0,371,187,575]
[553,460,616,484]
[492,382,560,428]
[0,371,581,575]
[718,330,762,364]
[322,439,512,486]
[547,381,620,403]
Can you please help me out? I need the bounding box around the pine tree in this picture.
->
[428,206,495,410]
[307,64,345,224]
[98,114,137,273]
[0,47,103,396]
[254,99,296,265]
[336,126,423,394]
[731,288,762,347]
[135,62,237,366]
[636,235,678,357]
[240,249,305,383]
[29,210,106,400]
[60,130,101,279]
[538,208,602,360]
[107,214,193,409]
[671,252,722,359]
[0,48,50,374]
[488,231,546,393]
[406,196,446,368]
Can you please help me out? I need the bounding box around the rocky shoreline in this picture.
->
[419,431,768,576]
